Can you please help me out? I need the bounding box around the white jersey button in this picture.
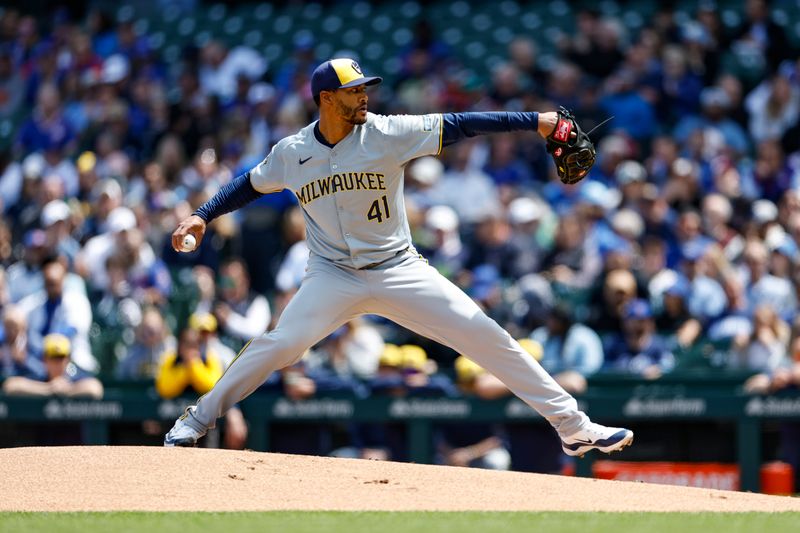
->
[332,164,338,169]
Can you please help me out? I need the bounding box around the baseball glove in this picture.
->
[546,107,596,185]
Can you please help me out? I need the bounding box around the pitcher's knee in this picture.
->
[256,332,311,367]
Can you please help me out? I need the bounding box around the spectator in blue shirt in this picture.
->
[739,140,797,203]
[15,83,75,157]
[655,275,703,350]
[530,304,603,395]
[0,305,45,379]
[675,239,729,324]
[483,134,534,187]
[657,44,704,124]
[741,239,797,320]
[600,69,657,141]
[673,86,749,157]
[606,299,675,379]
[115,307,175,380]
[729,304,791,381]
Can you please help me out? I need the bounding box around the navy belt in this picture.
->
[358,247,410,270]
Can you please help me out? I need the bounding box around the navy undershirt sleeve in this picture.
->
[193,172,265,223]
[441,111,539,147]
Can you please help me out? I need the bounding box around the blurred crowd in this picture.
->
[1,0,800,470]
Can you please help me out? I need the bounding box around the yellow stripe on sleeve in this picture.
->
[437,113,444,155]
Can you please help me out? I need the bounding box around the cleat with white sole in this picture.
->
[164,407,207,447]
[561,422,634,457]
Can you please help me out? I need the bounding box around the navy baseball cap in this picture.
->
[311,58,382,103]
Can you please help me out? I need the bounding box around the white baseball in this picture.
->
[182,234,197,252]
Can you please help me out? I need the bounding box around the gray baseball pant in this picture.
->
[188,250,588,437]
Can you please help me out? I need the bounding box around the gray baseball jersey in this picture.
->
[179,112,590,442]
[249,112,441,268]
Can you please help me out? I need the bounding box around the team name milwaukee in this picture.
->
[295,173,386,205]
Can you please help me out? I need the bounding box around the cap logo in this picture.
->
[351,61,363,75]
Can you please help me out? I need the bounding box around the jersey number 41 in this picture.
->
[367,195,391,223]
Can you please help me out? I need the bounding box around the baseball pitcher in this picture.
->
[164,58,633,458]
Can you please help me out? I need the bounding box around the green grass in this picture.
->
[1,512,798,533]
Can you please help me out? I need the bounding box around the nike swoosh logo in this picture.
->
[299,156,312,165]
[570,438,594,445]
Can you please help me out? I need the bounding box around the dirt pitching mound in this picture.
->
[1,446,798,512]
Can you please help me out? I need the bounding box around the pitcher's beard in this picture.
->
[337,101,367,124]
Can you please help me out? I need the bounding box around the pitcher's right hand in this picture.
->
[172,214,206,253]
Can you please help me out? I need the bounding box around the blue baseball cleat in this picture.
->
[164,407,207,447]
[561,422,634,457]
